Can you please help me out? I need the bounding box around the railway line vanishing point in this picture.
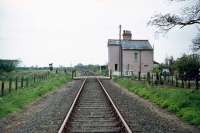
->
[58,78,132,133]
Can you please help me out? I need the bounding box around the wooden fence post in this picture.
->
[159,73,163,85]
[15,77,18,90]
[163,72,167,81]
[1,81,4,96]
[75,70,76,77]
[147,72,150,84]
[155,72,159,85]
[34,75,36,83]
[175,75,178,87]
[21,77,24,88]
[168,75,170,83]
[171,75,174,85]
[48,71,50,78]
[181,78,184,88]
[195,76,199,90]
[138,72,141,81]
[26,78,29,87]
[72,71,74,79]
[188,80,191,88]
[64,69,67,73]
[9,78,12,93]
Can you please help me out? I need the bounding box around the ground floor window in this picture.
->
[115,64,118,71]
[127,64,130,70]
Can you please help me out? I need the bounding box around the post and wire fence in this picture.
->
[0,72,50,97]
[142,72,199,90]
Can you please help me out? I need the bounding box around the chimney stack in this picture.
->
[123,30,132,40]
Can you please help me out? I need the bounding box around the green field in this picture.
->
[0,73,71,118]
[0,69,49,79]
[114,77,200,125]
[0,70,51,96]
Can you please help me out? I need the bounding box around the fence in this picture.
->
[144,72,199,90]
[0,72,50,97]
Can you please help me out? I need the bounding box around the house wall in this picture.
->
[108,46,153,76]
[122,50,139,73]
[122,49,153,75]
[108,45,120,75]
[140,50,153,74]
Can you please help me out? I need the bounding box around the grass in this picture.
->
[0,73,71,118]
[113,77,200,125]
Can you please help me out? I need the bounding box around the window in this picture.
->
[134,53,138,61]
[115,64,118,71]
[127,64,130,70]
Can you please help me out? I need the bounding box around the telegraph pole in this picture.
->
[119,25,123,77]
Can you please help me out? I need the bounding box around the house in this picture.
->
[108,30,154,76]
[153,61,160,68]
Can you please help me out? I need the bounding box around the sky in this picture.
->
[0,0,198,67]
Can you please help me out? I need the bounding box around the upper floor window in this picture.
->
[134,52,138,61]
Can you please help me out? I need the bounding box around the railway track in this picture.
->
[58,78,132,133]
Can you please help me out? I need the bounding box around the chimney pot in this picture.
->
[123,30,132,40]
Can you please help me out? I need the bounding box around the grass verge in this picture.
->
[0,73,71,118]
[113,77,200,125]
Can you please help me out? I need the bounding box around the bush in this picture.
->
[0,59,20,72]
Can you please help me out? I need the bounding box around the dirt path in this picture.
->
[102,79,200,133]
[0,80,83,133]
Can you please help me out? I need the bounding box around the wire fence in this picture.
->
[143,72,200,90]
[0,72,50,96]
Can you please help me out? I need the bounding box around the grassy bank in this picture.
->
[114,77,200,125]
[0,73,71,118]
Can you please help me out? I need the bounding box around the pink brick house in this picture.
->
[108,30,154,76]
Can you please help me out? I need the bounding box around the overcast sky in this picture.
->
[0,0,198,67]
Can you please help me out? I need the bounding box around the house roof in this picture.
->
[108,39,153,50]
[153,61,159,64]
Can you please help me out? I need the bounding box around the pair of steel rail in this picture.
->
[58,78,132,133]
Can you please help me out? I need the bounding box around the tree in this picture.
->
[148,0,200,50]
[159,56,175,75]
[174,54,200,80]
[149,0,200,31]
[0,59,20,72]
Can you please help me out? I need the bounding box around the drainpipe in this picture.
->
[139,50,142,80]
[119,25,123,77]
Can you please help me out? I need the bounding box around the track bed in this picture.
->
[59,78,131,133]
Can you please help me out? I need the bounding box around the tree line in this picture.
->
[155,54,200,81]
[0,59,20,72]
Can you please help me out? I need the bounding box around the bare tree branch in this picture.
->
[149,0,200,52]
[148,0,200,31]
